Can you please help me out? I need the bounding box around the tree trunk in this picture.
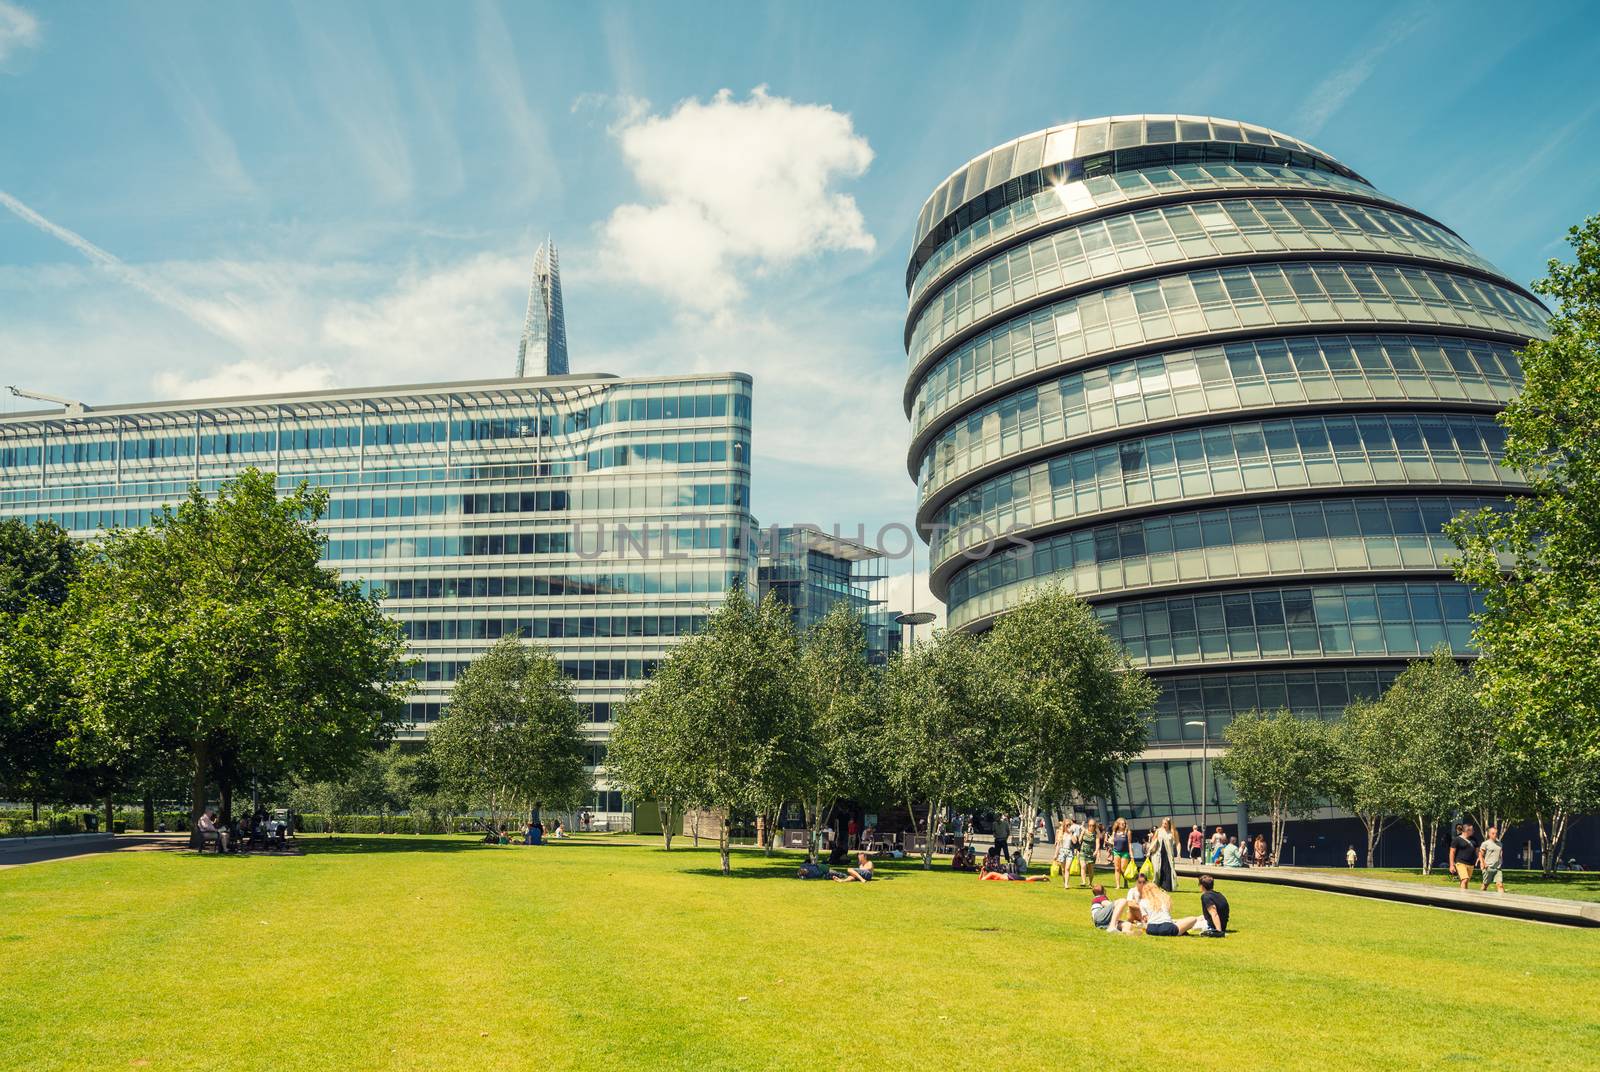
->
[1413,814,1438,876]
[692,811,700,848]
[918,798,943,871]
[1269,804,1287,866]
[189,742,209,823]
[718,815,731,875]
[143,792,155,834]
[658,800,673,851]
[1017,792,1040,866]
[104,792,115,835]
[1536,807,1571,877]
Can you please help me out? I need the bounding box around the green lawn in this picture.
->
[1309,866,1600,902]
[2,835,1597,1072]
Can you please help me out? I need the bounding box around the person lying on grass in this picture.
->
[979,851,1049,882]
[833,852,874,882]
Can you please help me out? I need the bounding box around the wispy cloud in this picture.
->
[1294,7,1431,136]
[0,189,250,345]
[597,87,875,316]
[0,1,38,65]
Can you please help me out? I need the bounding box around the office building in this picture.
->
[756,525,902,664]
[1,239,753,822]
[902,115,1546,828]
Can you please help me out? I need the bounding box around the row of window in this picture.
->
[399,614,708,642]
[915,333,1523,496]
[406,657,661,684]
[371,575,734,601]
[325,529,746,563]
[913,130,1359,263]
[945,494,1504,619]
[909,261,1547,432]
[1094,581,1484,668]
[368,568,745,600]
[909,196,1495,357]
[931,413,1517,567]
[1148,667,1401,743]
[1117,760,1237,818]
[585,439,747,472]
[11,483,749,535]
[406,701,619,726]
[4,390,751,468]
[911,161,1400,302]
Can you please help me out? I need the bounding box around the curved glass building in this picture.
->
[904,115,1546,826]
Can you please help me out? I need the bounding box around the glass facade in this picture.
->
[756,526,902,665]
[904,115,1547,825]
[0,373,755,820]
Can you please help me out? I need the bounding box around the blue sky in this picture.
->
[3,1,1599,615]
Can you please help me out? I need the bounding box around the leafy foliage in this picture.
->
[53,468,411,819]
[1449,214,1600,871]
[1217,708,1333,864]
[427,636,591,834]
[982,586,1153,862]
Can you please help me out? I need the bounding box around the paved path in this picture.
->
[0,833,190,870]
[1174,861,1600,927]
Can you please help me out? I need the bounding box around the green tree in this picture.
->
[1378,651,1483,875]
[427,636,591,836]
[607,686,696,850]
[615,587,802,874]
[1216,709,1333,865]
[1449,215,1600,872]
[883,629,997,870]
[792,603,884,863]
[1326,700,1407,867]
[54,468,411,821]
[983,587,1154,863]
[0,519,79,809]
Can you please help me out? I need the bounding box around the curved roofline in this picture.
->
[917,115,1349,225]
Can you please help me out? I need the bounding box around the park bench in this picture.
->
[190,828,223,853]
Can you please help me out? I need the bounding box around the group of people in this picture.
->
[1447,822,1506,892]
[795,852,876,882]
[1088,872,1230,937]
[1053,816,1197,892]
[195,806,289,853]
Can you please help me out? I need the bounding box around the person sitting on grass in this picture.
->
[552,820,567,839]
[1008,850,1049,882]
[1088,884,1116,930]
[1192,873,1229,937]
[833,852,874,882]
[950,842,975,871]
[981,844,1004,874]
[1130,874,1203,936]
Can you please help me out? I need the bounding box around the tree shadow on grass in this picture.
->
[296,836,490,856]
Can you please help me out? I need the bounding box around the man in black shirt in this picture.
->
[1449,823,1478,890]
[1196,873,1229,937]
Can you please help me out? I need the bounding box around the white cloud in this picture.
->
[0,1,39,65]
[154,360,335,400]
[599,87,875,313]
[1294,7,1430,136]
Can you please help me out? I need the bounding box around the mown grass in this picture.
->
[2,834,1597,1072]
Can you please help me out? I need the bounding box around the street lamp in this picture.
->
[894,611,935,650]
[1185,719,1209,844]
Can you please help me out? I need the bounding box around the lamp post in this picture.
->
[894,611,935,650]
[1185,719,1209,844]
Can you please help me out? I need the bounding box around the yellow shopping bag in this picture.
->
[1122,858,1137,882]
[1139,857,1154,878]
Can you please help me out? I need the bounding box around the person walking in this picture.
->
[1346,845,1358,868]
[1110,818,1133,889]
[1450,822,1478,890]
[1055,817,1072,877]
[993,813,1011,857]
[1151,817,1180,892]
[1186,825,1204,861]
[1074,818,1101,889]
[1478,826,1505,893]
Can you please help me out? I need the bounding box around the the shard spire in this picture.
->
[515,237,569,377]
